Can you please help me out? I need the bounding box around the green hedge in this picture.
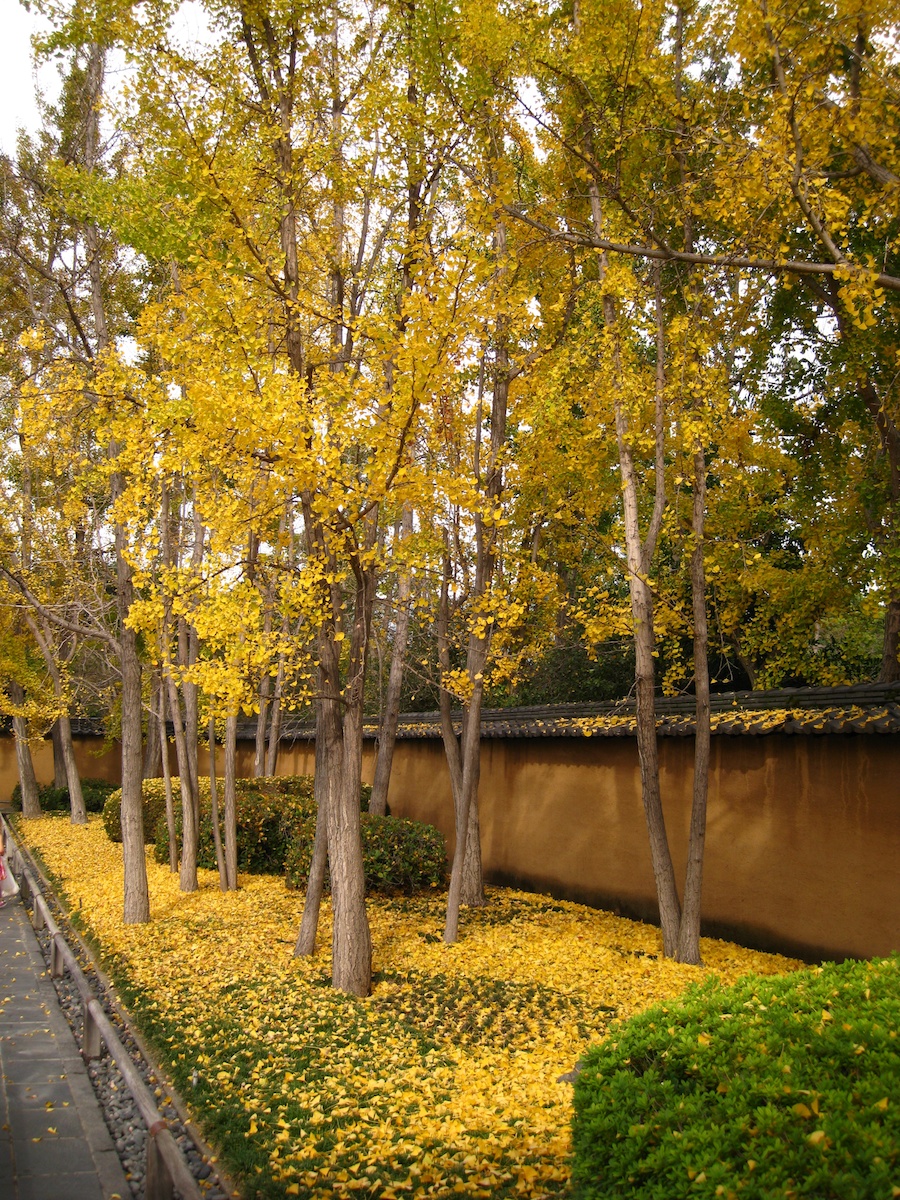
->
[151,776,316,875]
[571,956,900,1200]
[104,774,443,894]
[284,812,446,895]
[103,780,172,843]
[13,778,117,814]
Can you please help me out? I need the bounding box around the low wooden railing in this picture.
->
[2,817,203,1200]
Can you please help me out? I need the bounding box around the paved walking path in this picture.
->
[0,890,131,1200]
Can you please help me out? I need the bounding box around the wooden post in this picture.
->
[32,897,45,931]
[82,1002,102,1060]
[50,933,64,979]
[145,1121,174,1200]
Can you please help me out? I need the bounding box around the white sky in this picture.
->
[0,0,57,154]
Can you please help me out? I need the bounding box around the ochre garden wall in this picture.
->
[4,730,896,962]
[375,734,900,964]
[0,735,121,800]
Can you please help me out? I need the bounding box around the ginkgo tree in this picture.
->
[7,0,898,989]
[71,0,493,994]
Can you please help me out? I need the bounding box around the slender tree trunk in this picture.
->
[164,669,199,892]
[158,681,178,872]
[9,682,40,817]
[295,723,330,956]
[264,645,285,776]
[223,713,238,890]
[602,248,680,955]
[880,597,900,682]
[13,719,40,816]
[117,522,150,923]
[254,677,271,778]
[320,629,372,996]
[676,447,711,964]
[21,616,85,823]
[181,618,200,814]
[629,576,682,956]
[443,693,485,942]
[255,605,274,777]
[143,675,163,780]
[370,508,413,815]
[208,719,227,889]
[461,793,485,905]
[51,722,68,788]
[58,715,86,824]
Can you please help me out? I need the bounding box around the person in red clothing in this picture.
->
[0,824,17,906]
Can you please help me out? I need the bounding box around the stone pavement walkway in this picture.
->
[0,890,131,1200]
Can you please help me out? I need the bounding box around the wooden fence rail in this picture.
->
[1,817,202,1200]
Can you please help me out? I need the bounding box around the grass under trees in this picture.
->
[18,816,801,1199]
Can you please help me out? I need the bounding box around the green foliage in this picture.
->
[152,776,316,874]
[284,812,447,895]
[12,777,116,814]
[571,957,900,1200]
[81,778,120,813]
[102,782,170,843]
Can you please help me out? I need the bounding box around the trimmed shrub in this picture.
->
[284,812,447,895]
[12,778,116,814]
[152,776,317,874]
[82,779,120,813]
[102,783,170,843]
[571,956,900,1200]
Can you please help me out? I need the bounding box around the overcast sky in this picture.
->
[0,0,57,154]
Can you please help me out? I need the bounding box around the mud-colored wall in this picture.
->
[0,736,121,802]
[377,735,900,963]
[4,730,896,961]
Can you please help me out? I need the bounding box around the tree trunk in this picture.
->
[443,694,485,942]
[264,652,284,777]
[676,448,711,964]
[164,670,199,892]
[369,508,413,815]
[20,616,85,823]
[9,683,40,817]
[319,634,372,996]
[158,682,178,873]
[224,714,238,890]
[117,524,150,924]
[58,714,86,825]
[51,721,68,788]
[630,578,682,957]
[143,676,163,780]
[295,725,329,956]
[254,678,270,778]
[603,253,679,956]
[181,618,200,816]
[461,792,485,906]
[208,719,227,889]
[880,597,900,682]
[254,604,274,777]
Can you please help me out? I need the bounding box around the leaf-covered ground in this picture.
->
[18,817,802,1199]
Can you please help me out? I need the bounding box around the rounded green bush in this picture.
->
[102,782,170,843]
[152,776,316,874]
[81,779,120,813]
[571,956,900,1200]
[284,812,446,895]
[12,778,116,814]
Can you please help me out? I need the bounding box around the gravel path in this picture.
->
[27,886,230,1200]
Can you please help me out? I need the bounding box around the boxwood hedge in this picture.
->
[571,955,900,1200]
[103,775,441,894]
[13,778,118,814]
[284,811,446,895]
